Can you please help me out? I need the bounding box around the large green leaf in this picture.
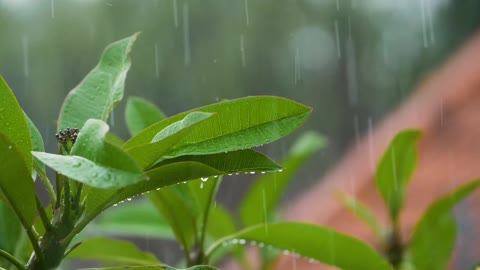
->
[92,199,173,239]
[0,132,36,227]
[375,130,421,222]
[207,222,392,270]
[77,266,219,270]
[57,33,139,131]
[207,204,237,240]
[0,75,33,173]
[33,119,144,189]
[0,200,22,268]
[127,112,215,169]
[240,131,326,227]
[124,96,312,159]
[147,189,197,253]
[125,97,166,136]
[67,237,160,265]
[405,179,480,270]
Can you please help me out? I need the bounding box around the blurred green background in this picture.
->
[1,0,479,267]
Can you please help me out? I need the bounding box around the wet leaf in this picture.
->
[33,119,144,189]
[240,131,326,227]
[77,265,219,270]
[207,222,392,270]
[124,96,312,160]
[125,97,166,136]
[0,75,33,173]
[207,204,237,240]
[58,33,139,131]
[127,112,215,169]
[92,199,174,239]
[375,129,421,222]
[0,132,36,227]
[405,179,480,270]
[25,113,46,180]
[67,237,160,265]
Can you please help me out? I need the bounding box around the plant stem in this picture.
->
[195,179,222,265]
[0,249,26,270]
[63,179,71,222]
[35,165,56,207]
[35,195,52,232]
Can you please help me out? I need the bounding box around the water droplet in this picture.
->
[277,169,284,172]
[127,198,132,201]
[72,162,81,168]
[200,177,208,182]
[8,145,12,150]
[283,250,290,255]
[200,182,204,189]
[249,171,255,174]
[113,203,118,207]
[239,239,246,245]
[258,242,265,248]
[227,173,233,176]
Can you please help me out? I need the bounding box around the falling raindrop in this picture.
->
[50,0,55,19]
[110,110,115,127]
[420,0,429,48]
[240,34,246,67]
[294,46,301,84]
[183,2,191,66]
[173,0,179,28]
[22,35,29,78]
[244,0,250,26]
[335,0,340,11]
[334,20,341,59]
[154,43,160,79]
[425,0,436,45]
[368,117,374,171]
[200,182,204,189]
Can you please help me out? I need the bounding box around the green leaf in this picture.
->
[106,133,125,147]
[77,265,219,270]
[0,75,33,173]
[67,237,160,265]
[127,112,215,169]
[207,204,237,240]
[375,129,421,222]
[125,97,166,136]
[207,222,392,270]
[0,200,22,268]
[405,179,480,270]
[33,119,144,189]
[92,199,173,239]
[147,189,197,253]
[338,193,387,242]
[0,132,37,227]
[24,113,46,180]
[124,96,312,159]
[58,33,139,131]
[240,131,326,227]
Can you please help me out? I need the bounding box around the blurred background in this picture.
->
[1,0,479,268]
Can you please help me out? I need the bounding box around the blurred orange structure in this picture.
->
[278,31,480,269]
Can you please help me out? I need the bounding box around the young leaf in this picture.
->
[77,266,219,270]
[207,222,392,270]
[67,237,160,265]
[405,179,480,270]
[24,113,46,181]
[0,132,36,227]
[58,33,139,131]
[0,75,33,173]
[240,131,326,227]
[126,97,166,136]
[338,193,387,243]
[127,112,215,169]
[92,199,174,239]
[124,96,312,158]
[375,130,421,222]
[33,119,144,189]
[147,189,197,253]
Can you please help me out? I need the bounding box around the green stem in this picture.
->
[0,249,26,270]
[63,179,71,222]
[35,165,56,207]
[35,196,52,232]
[195,179,222,265]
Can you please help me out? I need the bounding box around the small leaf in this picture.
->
[67,237,160,265]
[58,33,139,131]
[147,189,197,253]
[338,193,387,242]
[33,119,144,189]
[240,131,326,227]
[127,112,215,169]
[125,97,166,136]
[124,96,312,159]
[92,199,174,239]
[0,132,36,227]
[405,179,480,270]
[25,113,46,180]
[207,222,392,270]
[375,129,421,222]
[0,75,33,173]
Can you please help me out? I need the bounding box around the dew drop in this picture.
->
[200,177,208,182]
[261,171,266,174]
[127,198,132,201]
[249,171,255,174]
[239,239,246,245]
[8,145,12,150]
[258,242,265,248]
[72,162,81,168]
